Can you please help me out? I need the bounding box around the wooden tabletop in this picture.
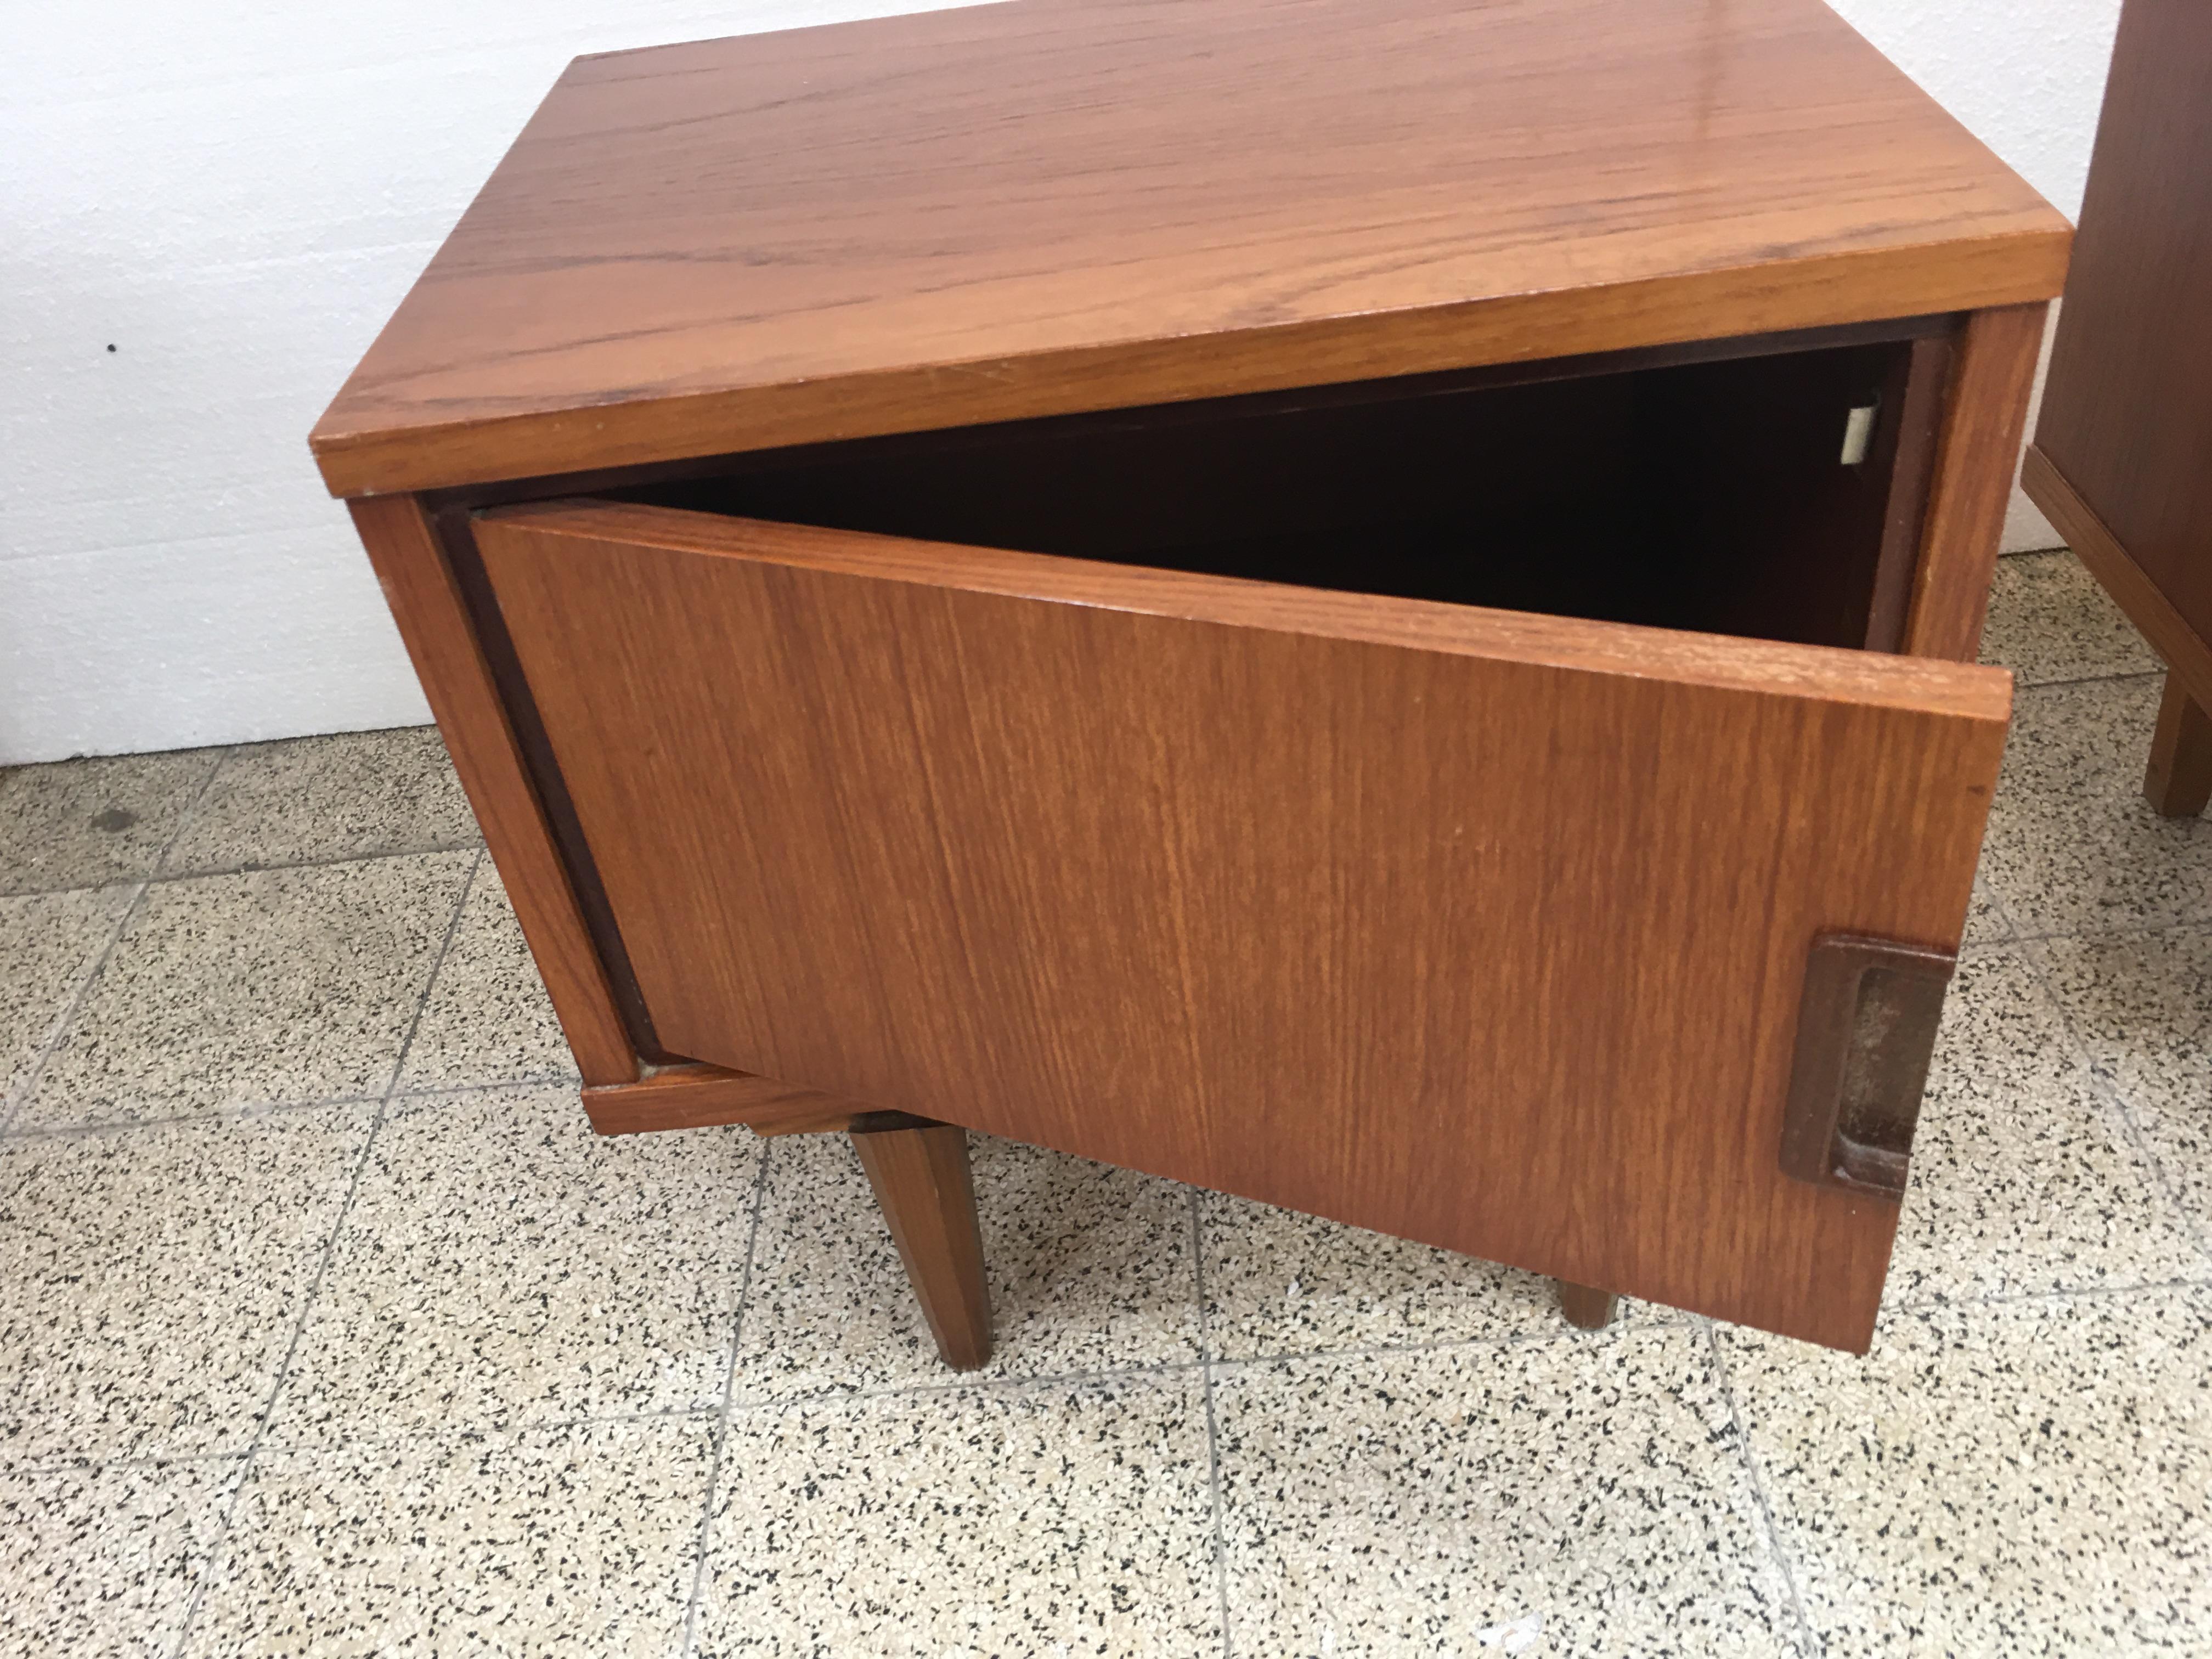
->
[311,0,2070,498]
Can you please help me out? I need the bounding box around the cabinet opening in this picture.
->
[617,335,1943,652]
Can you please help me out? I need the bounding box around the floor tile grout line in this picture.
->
[164,844,481,1659]
[1702,1324,1822,1659]
[156,840,488,887]
[2006,939,2212,1266]
[4,1403,741,1480]
[378,848,486,1100]
[740,1356,1217,1415]
[2002,912,2212,949]
[680,1142,774,1658]
[163,1095,390,1659]
[1187,1192,1216,1370]
[248,1403,726,1462]
[0,1073,589,1146]
[144,745,238,882]
[0,881,148,1138]
[1200,1307,1703,1378]
[2010,930,2212,1261]
[0,1091,394,1143]
[0,748,235,1136]
[1,851,507,1146]
[386,1071,582,1103]
[2010,667,2169,695]
[0,839,487,902]
[2083,1077,2212,1263]
[1889,1272,2212,1317]
[1189,1190,1236,1659]
[1972,872,2024,950]
[0,874,150,904]
[0,1446,255,1479]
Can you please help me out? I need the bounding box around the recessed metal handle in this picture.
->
[1780,933,1955,1199]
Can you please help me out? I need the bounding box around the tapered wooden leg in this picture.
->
[1556,1279,1617,1330]
[850,1118,993,1369]
[2145,674,2212,818]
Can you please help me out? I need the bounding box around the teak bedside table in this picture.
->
[312,0,2070,1364]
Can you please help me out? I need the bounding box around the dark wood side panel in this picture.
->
[2023,447,2212,715]
[2034,0,2212,653]
[1901,303,2049,662]
[346,494,637,1085]
[476,502,2010,1351]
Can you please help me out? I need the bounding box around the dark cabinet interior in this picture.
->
[619,330,1946,653]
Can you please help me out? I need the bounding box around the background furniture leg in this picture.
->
[850,1119,993,1369]
[1556,1280,1618,1330]
[2145,673,2212,817]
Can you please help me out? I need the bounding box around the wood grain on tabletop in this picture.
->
[475,500,2012,1350]
[311,0,2070,496]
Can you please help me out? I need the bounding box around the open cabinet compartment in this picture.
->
[613,329,1945,655]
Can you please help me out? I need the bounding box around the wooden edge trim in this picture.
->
[581,1064,874,1136]
[2021,445,2212,713]
[404,312,1959,520]
[346,494,638,1085]
[314,233,2070,498]
[1861,331,1954,651]
[475,502,2014,724]
[1901,302,2049,661]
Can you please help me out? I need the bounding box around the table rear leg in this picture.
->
[2145,673,2212,817]
[1556,1280,1619,1330]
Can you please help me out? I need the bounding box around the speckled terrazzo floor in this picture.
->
[0,547,2205,1658]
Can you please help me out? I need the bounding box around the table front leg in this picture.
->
[850,1117,994,1369]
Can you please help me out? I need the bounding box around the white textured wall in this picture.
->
[1,0,2121,763]
[1825,0,2124,551]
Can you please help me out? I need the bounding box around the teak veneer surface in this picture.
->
[347,495,637,1084]
[475,501,2011,1350]
[311,0,2069,496]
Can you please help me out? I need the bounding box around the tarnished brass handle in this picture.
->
[1779,933,1956,1199]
